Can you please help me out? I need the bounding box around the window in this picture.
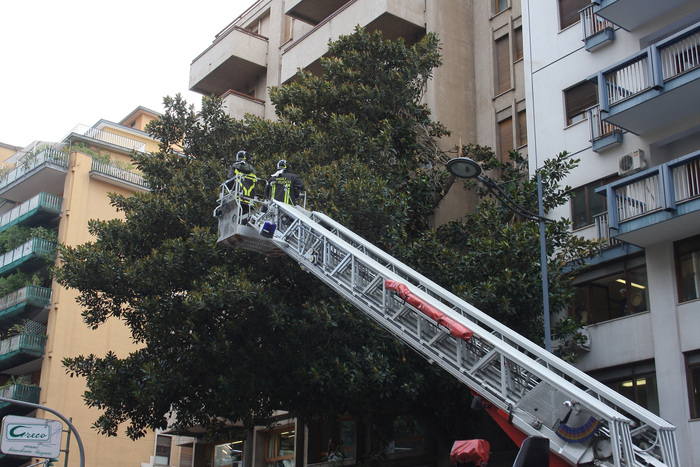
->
[155,435,172,466]
[179,445,194,467]
[558,0,589,30]
[495,35,511,95]
[266,429,295,467]
[517,110,527,148]
[213,441,243,467]
[675,235,700,302]
[307,418,356,463]
[493,0,509,15]
[571,177,615,229]
[498,116,514,161]
[572,256,649,324]
[282,15,293,43]
[564,81,597,125]
[593,362,660,416]
[385,416,425,455]
[686,351,700,419]
[514,27,523,61]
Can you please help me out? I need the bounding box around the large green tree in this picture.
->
[55,28,596,458]
[56,29,473,450]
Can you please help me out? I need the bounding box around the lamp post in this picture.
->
[446,157,552,352]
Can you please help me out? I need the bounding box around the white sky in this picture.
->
[0,0,254,148]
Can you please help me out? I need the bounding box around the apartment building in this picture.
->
[184,1,529,466]
[0,107,163,466]
[522,1,700,464]
[189,0,528,226]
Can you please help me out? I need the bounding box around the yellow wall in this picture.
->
[38,151,155,466]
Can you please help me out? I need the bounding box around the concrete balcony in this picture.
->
[190,26,269,97]
[0,192,62,233]
[0,239,57,277]
[222,89,266,119]
[90,159,149,192]
[0,148,68,203]
[285,0,349,25]
[587,105,623,152]
[0,383,40,417]
[280,0,426,83]
[596,149,700,247]
[580,5,615,52]
[593,0,695,31]
[0,332,47,374]
[64,124,147,153]
[0,286,51,329]
[589,22,700,136]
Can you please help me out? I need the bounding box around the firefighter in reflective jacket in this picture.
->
[267,159,305,205]
[227,151,257,222]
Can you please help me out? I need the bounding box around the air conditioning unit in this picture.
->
[617,150,647,176]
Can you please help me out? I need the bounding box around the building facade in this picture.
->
[185,1,529,466]
[522,0,700,465]
[0,107,163,466]
[189,0,528,226]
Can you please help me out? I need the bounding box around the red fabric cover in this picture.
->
[385,280,473,341]
[450,439,490,465]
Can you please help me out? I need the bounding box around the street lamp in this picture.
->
[446,156,553,352]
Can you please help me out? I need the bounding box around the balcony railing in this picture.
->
[0,383,40,403]
[0,148,68,192]
[597,23,700,111]
[66,124,147,152]
[0,238,57,275]
[580,5,615,51]
[587,104,623,143]
[0,286,51,313]
[0,331,47,371]
[597,150,700,230]
[580,6,614,40]
[0,192,63,233]
[0,286,51,327]
[91,159,148,189]
[593,211,620,248]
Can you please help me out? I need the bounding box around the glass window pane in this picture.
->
[495,36,511,94]
[571,187,588,229]
[677,236,700,302]
[690,363,700,418]
[278,432,295,456]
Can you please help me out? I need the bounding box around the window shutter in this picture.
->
[498,117,514,160]
[514,28,523,61]
[517,110,527,147]
[565,81,598,124]
[495,36,511,94]
[559,0,590,30]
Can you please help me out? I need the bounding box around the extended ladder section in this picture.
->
[215,185,679,467]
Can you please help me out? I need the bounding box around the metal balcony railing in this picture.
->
[597,150,700,230]
[593,211,620,248]
[0,148,68,191]
[587,104,623,141]
[0,238,57,273]
[597,22,700,110]
[0,286,51,314]
[0,383,40,403]
[0,332,47,360]
[0,192,63,232]
[580,5,614,40]
[91,159,148,189]
[67,124,147,152]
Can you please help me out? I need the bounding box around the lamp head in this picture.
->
[446,157,483,179]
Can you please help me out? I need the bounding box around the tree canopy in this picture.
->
[55,27,598,457]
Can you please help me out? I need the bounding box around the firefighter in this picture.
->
[227,151,258,223]
[267,159,305,205]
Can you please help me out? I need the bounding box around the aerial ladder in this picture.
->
[214,178,680,467]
